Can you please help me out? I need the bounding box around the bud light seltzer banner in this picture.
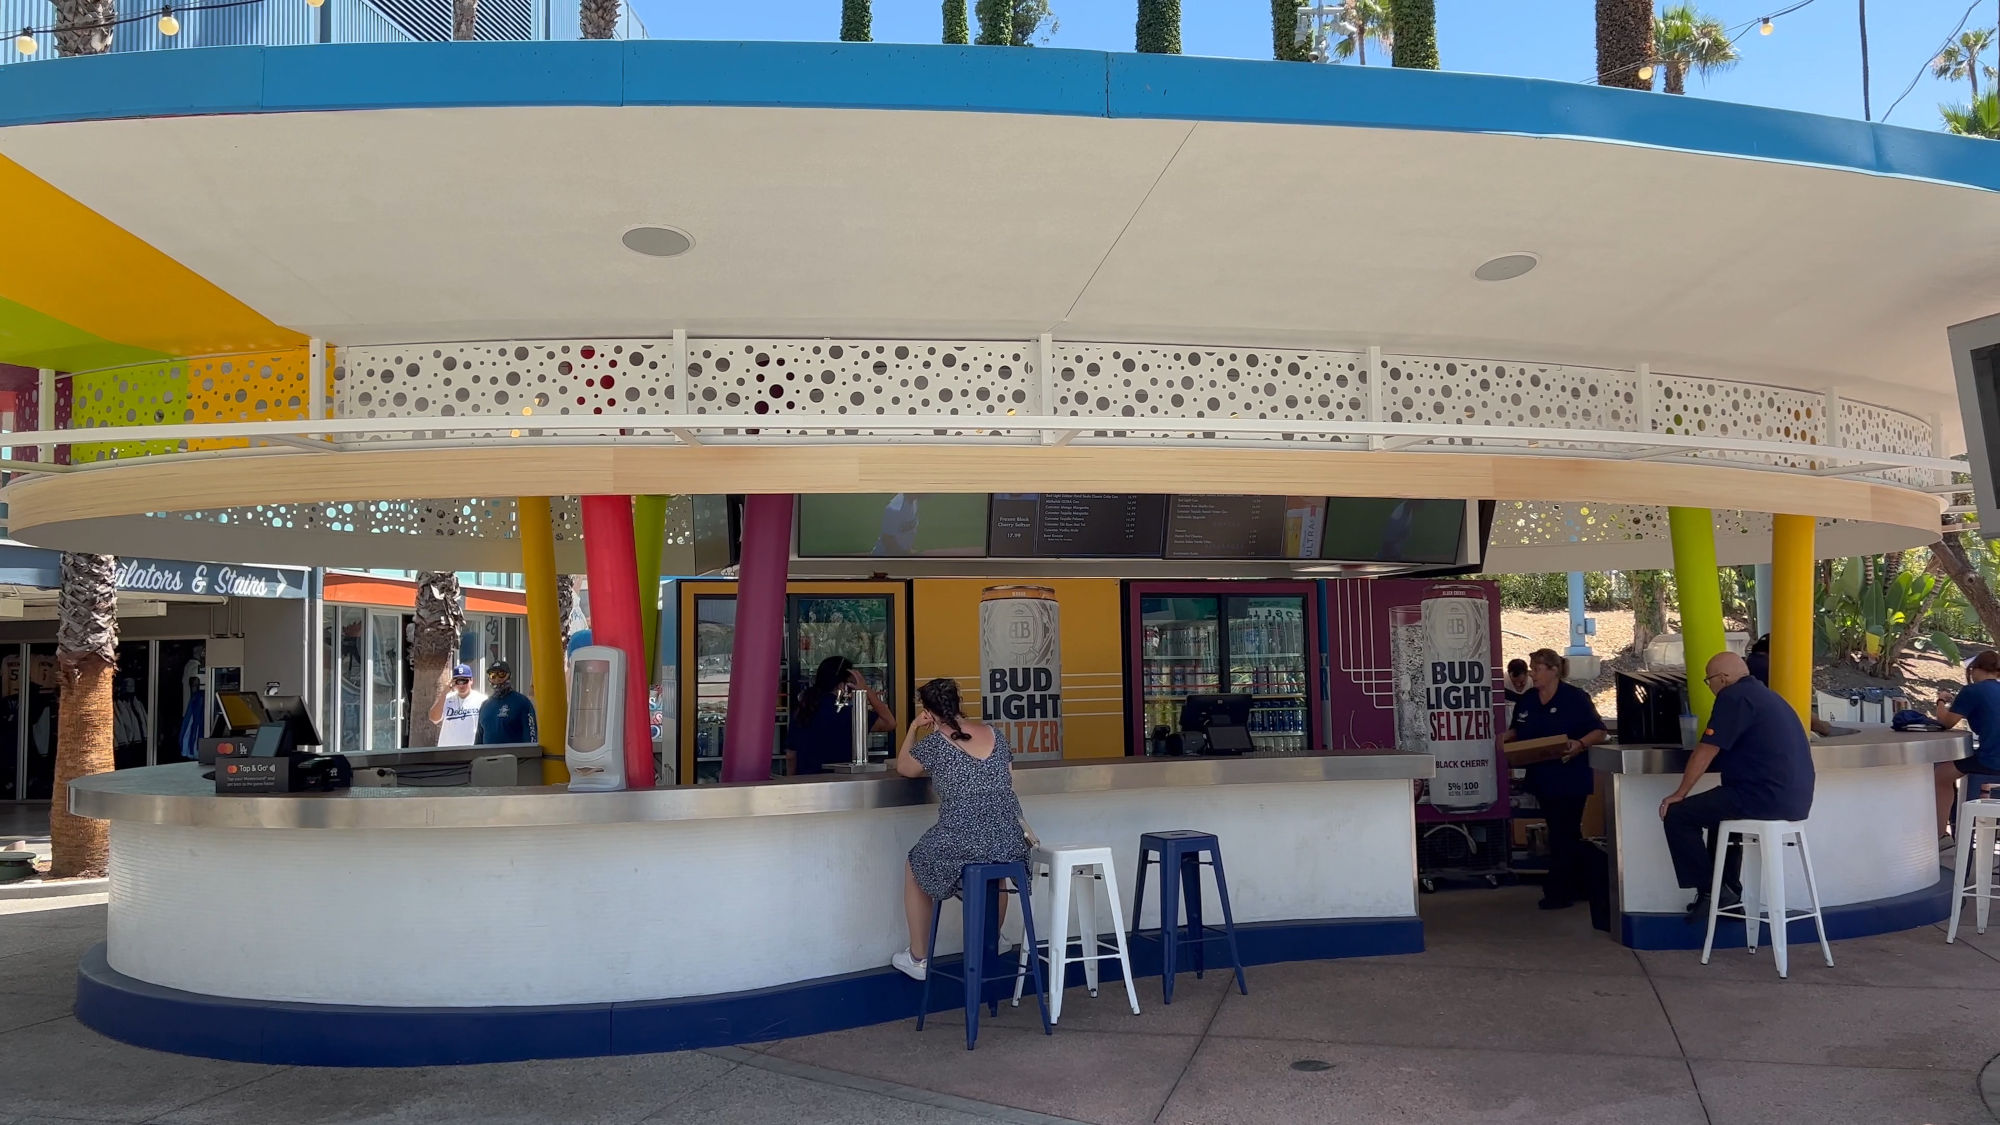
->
[1324,578,1504,819]
[979,585,1062,757]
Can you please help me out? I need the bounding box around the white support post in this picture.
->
[307,338,326,424]
[1366,346,1383,449]
[1824,387,1843,472]
[670,329,689,414]
[1635,363,1653,436]
[1929,411,1947,491]
[36,368,53,465]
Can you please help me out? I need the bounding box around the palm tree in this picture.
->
[1332,0,1393,65]
[50,552,115,878]
[841,0,870,41]
[52,0,114,54]
[407,571,466,748]
[1135,0,1179,54]
[1934,29,1996,104]
[944,0,969,44]
[975,0,1011,44]
[1387,0,1434,69]
[1943,91,2000,138]
[1596,0,1654,89]
[1654,3,1736,94]
[578,0,618,38]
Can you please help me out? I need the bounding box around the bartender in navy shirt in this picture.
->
[1501,649,1609,910]
[1660,652,1816,917]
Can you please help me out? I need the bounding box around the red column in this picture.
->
[580,495,655,789]
[723,493,793,782]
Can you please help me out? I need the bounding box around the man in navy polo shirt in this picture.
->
[1659,652,1816,919]
[475,661,539,746]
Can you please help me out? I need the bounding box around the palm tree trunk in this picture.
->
[943,0,969,43]
[1595,0,1653,89]
[51,551,116,879]
[452,0,475,39]
[1665,61,1686,94]
[975,0,1011,44]
[840,0,870,41]
[1357,32,1366,64]
[1273,0,1309,61]
[578,0,619,39]
[1387,0,1434,68]
[52,0,115,55]
[1135,0,1180,54]
[557,574,576,651]
[407,571,465,748]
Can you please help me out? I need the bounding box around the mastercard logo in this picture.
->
[226,765,238,774]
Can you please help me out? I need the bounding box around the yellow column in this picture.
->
[520,496,569,784]
[1669,507,1727,725]
[1770,514,1816,728]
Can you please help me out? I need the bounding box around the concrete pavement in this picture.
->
[3,886,1997,1124]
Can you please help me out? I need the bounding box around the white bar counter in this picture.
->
[68,750,1430,1065]
[1591,728,1968,949]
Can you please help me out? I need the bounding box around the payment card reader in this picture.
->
[565,645,626,791]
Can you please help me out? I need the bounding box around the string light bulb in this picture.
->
[306,0,325,8]
[1637,63,1654,81]
[157,6,178,35]
[1759,16,1773,35]
[14,27,34,54]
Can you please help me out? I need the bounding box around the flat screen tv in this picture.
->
[796,493,990,558]
[1320,498,1468,564]
[1163,495,1326,559]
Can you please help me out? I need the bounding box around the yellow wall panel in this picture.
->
[911,578,1126,760]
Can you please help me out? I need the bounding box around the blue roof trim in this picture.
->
[0,41,1994,192]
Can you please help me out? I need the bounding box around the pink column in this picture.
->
[580,495,656,789]
[723,493,794,783]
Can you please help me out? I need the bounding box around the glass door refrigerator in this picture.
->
[1128,581,1320,755]
[679,579,906,784]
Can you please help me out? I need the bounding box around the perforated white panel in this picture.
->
[1840,399,1937,488]
[334,341,677,440]
[687,340,1032,437]
[1377,355,1635,449]
[148,497,584,544]
[1049,345,1369,440]
[1651,377,1826,472]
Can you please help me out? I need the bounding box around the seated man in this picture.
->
[1659,652,1817,919]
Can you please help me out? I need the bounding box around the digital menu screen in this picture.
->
[1164,496,1327,559]
[1320,498,1467,564]
[796,493,990,558]
[989,494,1167,558]
[690,495,740,573]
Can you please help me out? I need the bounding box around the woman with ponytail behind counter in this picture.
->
[1501,648,1608,912]
[889,678,1032,982]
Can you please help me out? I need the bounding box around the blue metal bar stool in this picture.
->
[917,860,1052,1050]
[1129,830,1248,1004]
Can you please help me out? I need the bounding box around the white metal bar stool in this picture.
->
[1947,797,2000,943]
[1011,844,1140,1024]
[1701,819,1832,978]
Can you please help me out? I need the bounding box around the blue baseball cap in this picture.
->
[452,664,474,679]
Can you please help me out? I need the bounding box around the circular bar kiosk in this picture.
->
[1,42,1992,1065]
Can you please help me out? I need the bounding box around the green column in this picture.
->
[1669,507,1727,723]
[632,495,669,677]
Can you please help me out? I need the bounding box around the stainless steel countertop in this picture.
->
[343,743,543,769]
[1588,727,1969,775]
[69,749,1433,830]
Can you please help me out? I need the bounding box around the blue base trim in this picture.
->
[1618,867,1954,951]
[75,915,1421,1067]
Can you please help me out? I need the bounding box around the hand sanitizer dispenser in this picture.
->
[566,645,626,792]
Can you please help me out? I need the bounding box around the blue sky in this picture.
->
[630,0,2000,133]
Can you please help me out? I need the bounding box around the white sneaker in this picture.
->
[892,949,928,981]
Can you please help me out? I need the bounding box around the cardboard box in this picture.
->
[1502,735,1574,768]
